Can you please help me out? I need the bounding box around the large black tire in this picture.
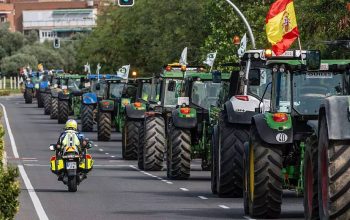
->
[137,120,145,169]
[97,112,111,141]
[67,176,77,192]
[24,89,33,104]
[43,93,51,115]
[81,104,94,132]
[216,113,249,197]
[211,125,219,194]
[58,100,69,124]
[50,97,58,119]
[247,125,283,218]
[122,120,140,160]
[142,116,165,171]
[167,126,191,180]
[318,117,350,220]
[304,135,320,220]
[37,92,44,108]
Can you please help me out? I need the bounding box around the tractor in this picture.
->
[243,50,346,218]
[57,75,87,124]
[23,74,35,104]
[165,70,231,180]
[49,75,65,119]
[122,77,155,160]
[211,50,272,197]
[96,78,137,141]
[303,60,350,220]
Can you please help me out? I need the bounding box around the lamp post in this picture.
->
[224,0,256,49]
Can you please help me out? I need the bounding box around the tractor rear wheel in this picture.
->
[304,135,320,220]
[142,116,165,171]
[122,120,140,160]
[216,112,249,197]
[167,126,191,180]
[318,117,350,220]
[50,97,58,119]
[43,93,51,115]
[137,120,145,169]
[97,112,111,141]
[81,104,94,132]
[247,125,283,218]
[58,100,69,124]
[24,89,33,104]
[37,92,44,108]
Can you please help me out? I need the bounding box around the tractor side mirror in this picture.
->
[167,80,176,92]
[49,144,56,151]
[306,50,321,71]
[212,70,222,83]
[96,83,101,91]
[248,69,261,86]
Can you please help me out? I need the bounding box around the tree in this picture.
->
[77,0,211,75]
[0,53,38,75]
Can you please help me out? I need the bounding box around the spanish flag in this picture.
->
[266,0,299,55]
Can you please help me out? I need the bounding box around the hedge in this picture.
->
[0,114,20,220]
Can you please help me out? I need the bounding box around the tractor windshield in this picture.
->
[248,68,272,99]
[191,81,222,109]
[109,83,125,99]
[271,71,292,113]
[141,83,152,101]
[68,78,81,91]
[292,71,343,115]
[163,79,184,107]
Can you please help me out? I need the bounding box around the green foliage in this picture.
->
[0,124,20,220]
[1,53,38,75]
[78,0,211,75]
[25,30,39,45]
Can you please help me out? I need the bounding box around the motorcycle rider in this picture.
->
[55,119,91,180]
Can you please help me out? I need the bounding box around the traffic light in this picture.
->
[53,38,60,49]
[118,0,134,7]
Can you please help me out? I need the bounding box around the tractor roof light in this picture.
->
[265,49,273,58]
[273,113,288,122]
[165,65,172,72]
[180,107,191,115]
[233,35,240,45]
[134,102,142,108]
[132,71,137,77]
[181,65,187,72]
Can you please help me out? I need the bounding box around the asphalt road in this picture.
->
[1,95,304,220]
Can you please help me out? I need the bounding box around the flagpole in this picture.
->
[297,37,304,63]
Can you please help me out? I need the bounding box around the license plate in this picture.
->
[66,162,76,170]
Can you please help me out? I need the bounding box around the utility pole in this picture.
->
[224,0,256,49]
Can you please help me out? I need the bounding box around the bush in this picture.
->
[0,119,20,220]
[0,91,11,96]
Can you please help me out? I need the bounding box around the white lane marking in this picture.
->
[180,188,189,192]
[198,196,208,200]
[243,216,256,220]
[94,144,98,147]
[24,164,49,167]
[105,153,109,155]
[0,103,19,158]
[110,156,115,158]
[98,148,104,152]
[1,103,49,220]
[23,160,38,162]
[22,157,37,160]
[218,205,230,209]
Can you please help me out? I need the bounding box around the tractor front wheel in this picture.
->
[97,112,112,141]
[24,89,33,104]
[167,126,191,180]
[304,135,319,220]
[50,97,58,119]
[58,100,69,124]
[81,104,94,132]
[318,117,350,220]
[247,125,282,218]
[141,116,165,171]
[122,120,140,160]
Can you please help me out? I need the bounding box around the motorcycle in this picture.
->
[49,137,93,192]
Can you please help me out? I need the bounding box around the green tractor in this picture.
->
[49,74,66,119]
[243,50,349,218]
[96,79,137,141]
[303,60,350,220]
[57,75,87,124]
[165,70,231,180]
[211,50,271,197]
[122,77,155,160]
